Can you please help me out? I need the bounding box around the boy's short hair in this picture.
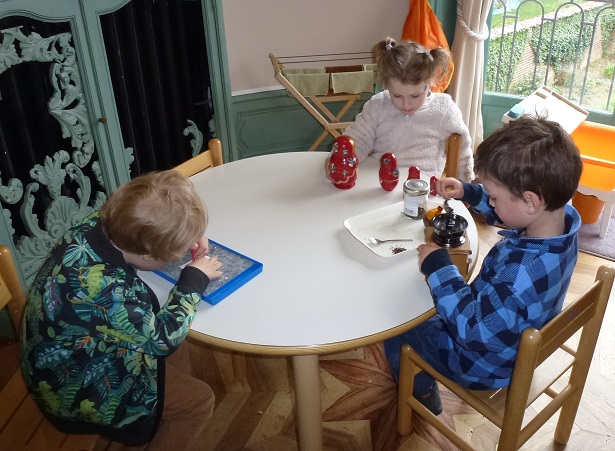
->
[474,117,582,210]
[100,170,207,261]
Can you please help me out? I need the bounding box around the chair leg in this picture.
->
[598,202,613,238]
[409,398,474,451]
[553,388,584,444]
[397,344,416,435]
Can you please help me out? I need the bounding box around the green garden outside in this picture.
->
[487,0,615,114]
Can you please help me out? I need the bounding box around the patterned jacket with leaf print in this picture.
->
[20,212,210,445]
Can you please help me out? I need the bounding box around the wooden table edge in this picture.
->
[187,308,437,356]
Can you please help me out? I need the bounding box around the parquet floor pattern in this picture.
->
[3,221,615,450]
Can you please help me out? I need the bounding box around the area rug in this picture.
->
[578,212,615,262]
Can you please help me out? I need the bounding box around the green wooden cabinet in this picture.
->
[0,0,233,287]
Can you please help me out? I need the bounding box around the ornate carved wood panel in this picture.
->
[0,1,132,285]
[0,0,220,286]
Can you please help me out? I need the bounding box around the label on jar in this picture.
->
[403,179,428,219]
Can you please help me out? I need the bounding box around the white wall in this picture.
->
[222,0,409,95]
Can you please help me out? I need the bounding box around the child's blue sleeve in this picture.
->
[459,182,503,226]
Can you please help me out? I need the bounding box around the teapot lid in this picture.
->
[432,212,468,233]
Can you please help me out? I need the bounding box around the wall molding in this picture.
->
[231,90,370,159]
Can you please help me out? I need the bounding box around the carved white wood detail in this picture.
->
[183,119,204,157]
[0,26,108,283]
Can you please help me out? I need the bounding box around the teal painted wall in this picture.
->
[232,91,372,158]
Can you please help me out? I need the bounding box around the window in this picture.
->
[486,0,615,118]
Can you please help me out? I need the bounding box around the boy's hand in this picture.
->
[190,236,210,260]
[417,242,444,267]
[436,177,464,199]
[188,254,223,280]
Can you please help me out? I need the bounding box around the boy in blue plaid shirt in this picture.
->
[385,117,583,415]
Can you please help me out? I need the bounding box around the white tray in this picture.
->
[344,201,436,259]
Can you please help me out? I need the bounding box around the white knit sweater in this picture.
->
[344,91,474,181]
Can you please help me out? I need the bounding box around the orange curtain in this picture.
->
[401,0,453,93]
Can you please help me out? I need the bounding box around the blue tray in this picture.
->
[154,240,263,305]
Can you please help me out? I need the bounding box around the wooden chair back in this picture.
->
[0,245,26,330]
[444,133,461,178]
[174,138,224,177]
[0,245,99,450]
[397,264,615,451]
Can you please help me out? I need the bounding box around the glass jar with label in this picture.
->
[403,179,428,219]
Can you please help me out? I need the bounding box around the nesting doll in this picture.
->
[407,166,421,180]
[326,135,358,189]
[379,153,399,191]
[429,176,438,195]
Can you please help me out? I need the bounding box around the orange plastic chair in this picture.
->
[570,121,615,238]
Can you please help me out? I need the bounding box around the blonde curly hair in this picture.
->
[100,170,207,261]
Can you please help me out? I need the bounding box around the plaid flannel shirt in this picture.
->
[420,182,581,388]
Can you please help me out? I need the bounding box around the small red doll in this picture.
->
[326,135,358,189]
[407,166,420,180]
[379,153,399,191]
[429,176,438,195]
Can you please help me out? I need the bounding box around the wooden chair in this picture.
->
[444,133,461,178]
[397,264,615,451]
[0,245,99,450]
[174,138,224,177]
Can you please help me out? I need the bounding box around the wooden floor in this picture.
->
[3,220,615,450]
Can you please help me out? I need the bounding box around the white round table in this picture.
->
[139,152,478,450]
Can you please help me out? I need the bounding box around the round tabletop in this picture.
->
[139,152,478,355]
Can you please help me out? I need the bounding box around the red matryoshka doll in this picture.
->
[326,135,358,189]
[407,166,420,180]
[379,153,399,191]
[429,176,438,195]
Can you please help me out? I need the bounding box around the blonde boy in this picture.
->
[21,170,222,449]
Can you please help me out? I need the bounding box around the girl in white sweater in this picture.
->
[344,37,474,182]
